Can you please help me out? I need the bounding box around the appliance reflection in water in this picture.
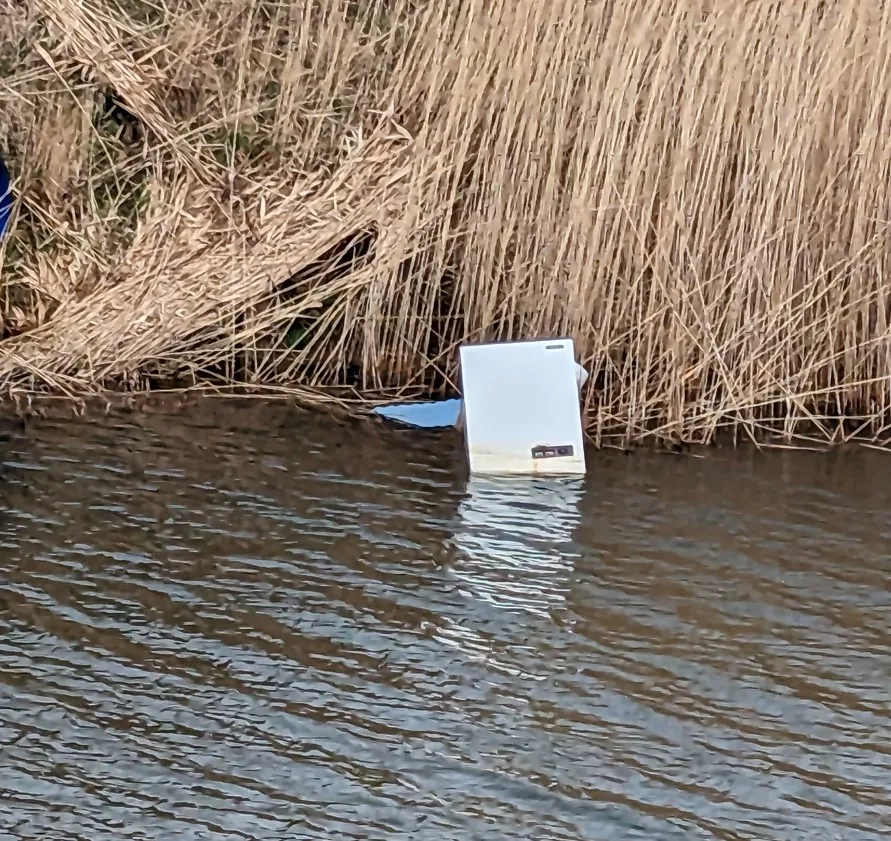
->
[430,477,583,679]
[448,475,584,621]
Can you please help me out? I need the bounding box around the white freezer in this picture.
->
[458,338,586,475]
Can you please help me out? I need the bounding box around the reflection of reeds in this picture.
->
[2,0,891,446]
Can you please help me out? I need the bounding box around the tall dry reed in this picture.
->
[2,0,891,446]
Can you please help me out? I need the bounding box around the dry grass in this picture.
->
[2,0,891,447]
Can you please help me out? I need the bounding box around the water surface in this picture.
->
[0,403,889,840]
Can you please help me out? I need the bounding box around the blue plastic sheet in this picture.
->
[0,154,11,239]
[373,398,463,429]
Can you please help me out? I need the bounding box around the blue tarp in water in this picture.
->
[0,154,11,239]
[373,398,463,429]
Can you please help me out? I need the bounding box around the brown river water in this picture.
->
[0,401,889,840]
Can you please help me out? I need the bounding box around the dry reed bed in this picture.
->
[1,0,891,446]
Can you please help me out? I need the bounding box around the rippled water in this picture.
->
[1,402,890,840]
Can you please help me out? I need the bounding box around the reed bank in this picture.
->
[1,0,889,449]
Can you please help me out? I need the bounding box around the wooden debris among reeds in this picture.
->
[2,0,891,447]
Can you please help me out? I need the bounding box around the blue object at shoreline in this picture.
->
[0,154,12,239]
[373,398,463,428]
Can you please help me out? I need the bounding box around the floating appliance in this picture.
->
[458,338,586,475]
[373,338,588,476]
